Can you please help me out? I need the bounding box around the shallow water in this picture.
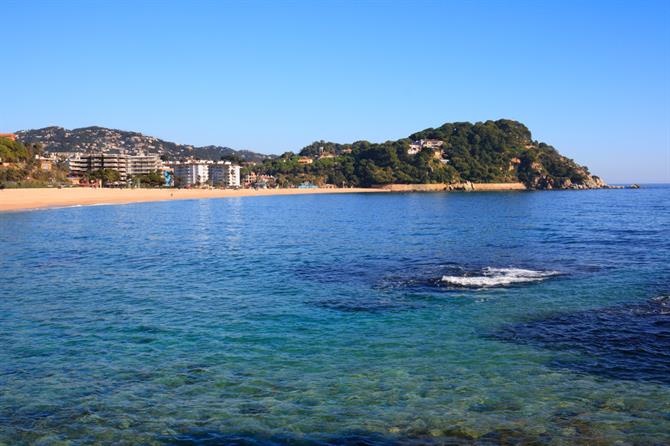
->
[1,186,669,445]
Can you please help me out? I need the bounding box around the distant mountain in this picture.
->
[15,126,272,162]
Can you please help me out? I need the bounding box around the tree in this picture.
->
[131,170,165,188]
[220,154,244,164]
[89,169,121,186]
[0,139,31,162]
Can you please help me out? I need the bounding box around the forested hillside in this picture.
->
[0,138,67,187]
[250,120,604,189]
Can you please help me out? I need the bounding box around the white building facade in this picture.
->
[209,162,241,188]
[65,152,161,182]
[173,163,209,186]
[127,154,161,176]
[408,139,444,155]
[67,153,129,180]
[165,160,242,187]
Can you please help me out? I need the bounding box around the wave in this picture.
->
[440,267,561,288]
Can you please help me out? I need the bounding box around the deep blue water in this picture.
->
[1,186,669,445]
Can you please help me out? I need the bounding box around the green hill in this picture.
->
[252,119,604,189]
[0,138,67,188]
[0,138,31,163]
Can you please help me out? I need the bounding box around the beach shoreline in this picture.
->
[0,182,536,213]
[0,187,392,213]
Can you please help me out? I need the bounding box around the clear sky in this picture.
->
[3,0,669,182]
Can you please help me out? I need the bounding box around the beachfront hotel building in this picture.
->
[67,153,161,182]
[209,162,241,188]
[63,155,240,188]
[68,153,129,180]
[169,161,241,187]
[127,153,161,176]
[172,163,209,186]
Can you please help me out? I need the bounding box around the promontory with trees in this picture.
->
[247,119,605,190]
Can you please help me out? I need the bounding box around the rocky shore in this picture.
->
[378,179,641,192]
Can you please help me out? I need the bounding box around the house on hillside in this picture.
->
[36,156,53,171]
[0,133,17,141]
[408,139,445,156]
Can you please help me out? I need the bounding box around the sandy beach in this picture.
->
[0,187,389,213]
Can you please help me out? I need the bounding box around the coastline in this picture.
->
[378,182,527,192]
[0,187,389,213]
[0,181,609,213]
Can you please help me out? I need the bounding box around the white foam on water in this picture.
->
[440,267,561,288]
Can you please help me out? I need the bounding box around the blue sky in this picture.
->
[3,0,669,182]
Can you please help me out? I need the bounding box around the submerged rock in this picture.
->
[492,296,670,384]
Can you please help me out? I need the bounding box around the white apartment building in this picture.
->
[162,160,243,187]
[172,163,210,186]
[66,152,161,181]
[127,153,161,176]
[67,153,129,180]
[209,162,241,188]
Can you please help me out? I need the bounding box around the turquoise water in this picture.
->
[1,187,669,445]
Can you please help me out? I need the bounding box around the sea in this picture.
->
[1,185,669,445]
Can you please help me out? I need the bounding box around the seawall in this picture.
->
[378,183,527,192]
[472,182,527,191]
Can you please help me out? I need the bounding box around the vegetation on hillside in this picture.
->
[16,126,272,162]
[250,120,603,189]
[0,138,31,163]
[0,138,68,188]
